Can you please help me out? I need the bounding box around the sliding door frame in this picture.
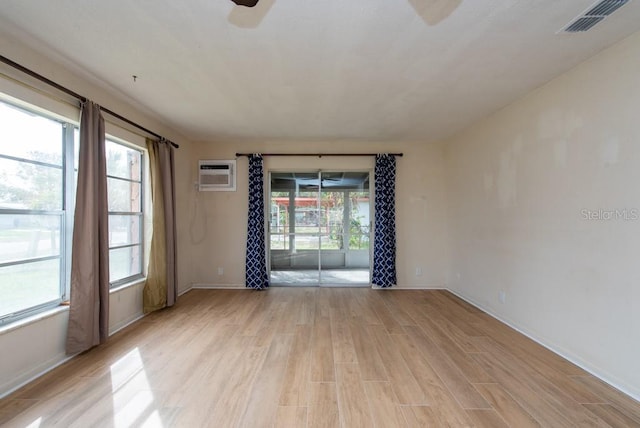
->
[267,169,374,286]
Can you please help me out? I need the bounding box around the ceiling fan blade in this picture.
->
[228,0,274,28]
[231,0,259,7]
[408,0,462,25]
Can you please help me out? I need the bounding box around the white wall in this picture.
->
[0,283,145,397]
[3,18,640,404]
[187,140,449,289]
[444,31,640,399]
[0,33,194,398]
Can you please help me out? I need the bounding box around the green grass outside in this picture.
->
[0,258,60,317]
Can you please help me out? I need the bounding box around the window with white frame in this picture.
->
[106,139,144,287]
[0,94,148,325]
[0,99,76,325]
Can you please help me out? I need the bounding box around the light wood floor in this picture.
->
[1,288,639,427]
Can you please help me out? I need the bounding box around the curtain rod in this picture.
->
[235,153,403,158]
[0,54,179,149]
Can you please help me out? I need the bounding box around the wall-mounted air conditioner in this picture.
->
[198,160,236,191]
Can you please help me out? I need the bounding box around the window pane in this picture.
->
[106,140,141,181]
[321,233,342,250]
[0,158,62,210]
[0,100,70,323]
[0,102,63,165]
[0,214,61,263]
[108,214,141,247]
[295,234,320,250]
[74,128,79,171]
[109,245,142,283]
[270,234,288,250]
[0,259,60,318]
[348,234,370,250]
[107,178,141,212]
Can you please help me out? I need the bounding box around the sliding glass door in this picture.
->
[317,172,370,285]
[269,171,370,286]
[269,172,320,284]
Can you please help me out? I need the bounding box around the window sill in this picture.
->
[0,280,147,336]
[0,305,69,336]
[110,277,146,294]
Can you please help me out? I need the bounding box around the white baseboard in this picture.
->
[7,285,635,403]
[192,283,246,289]
[178,285,194,296]
[109,313,145,336]
[191,283,445,290]
[0,353,76,400]
[384,285,446,290]
[447,288,640,403]
[2,309,145,399]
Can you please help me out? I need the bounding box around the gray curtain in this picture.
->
[143,138,177,313]
[66,101,110,355]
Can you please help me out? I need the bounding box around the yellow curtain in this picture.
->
[143,138,177,313]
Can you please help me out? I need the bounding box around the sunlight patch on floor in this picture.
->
[25,417,42,428]
[110,348,161,428]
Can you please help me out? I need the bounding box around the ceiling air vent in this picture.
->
[562,0,630,33]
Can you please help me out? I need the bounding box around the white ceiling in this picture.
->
[1,0,640,143]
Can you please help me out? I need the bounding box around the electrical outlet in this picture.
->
[499,290,506,304]
[217,267,224,276]
[415,267,422,277]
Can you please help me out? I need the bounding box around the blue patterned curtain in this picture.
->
[246,154,269,290]
[372,154,397,287]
